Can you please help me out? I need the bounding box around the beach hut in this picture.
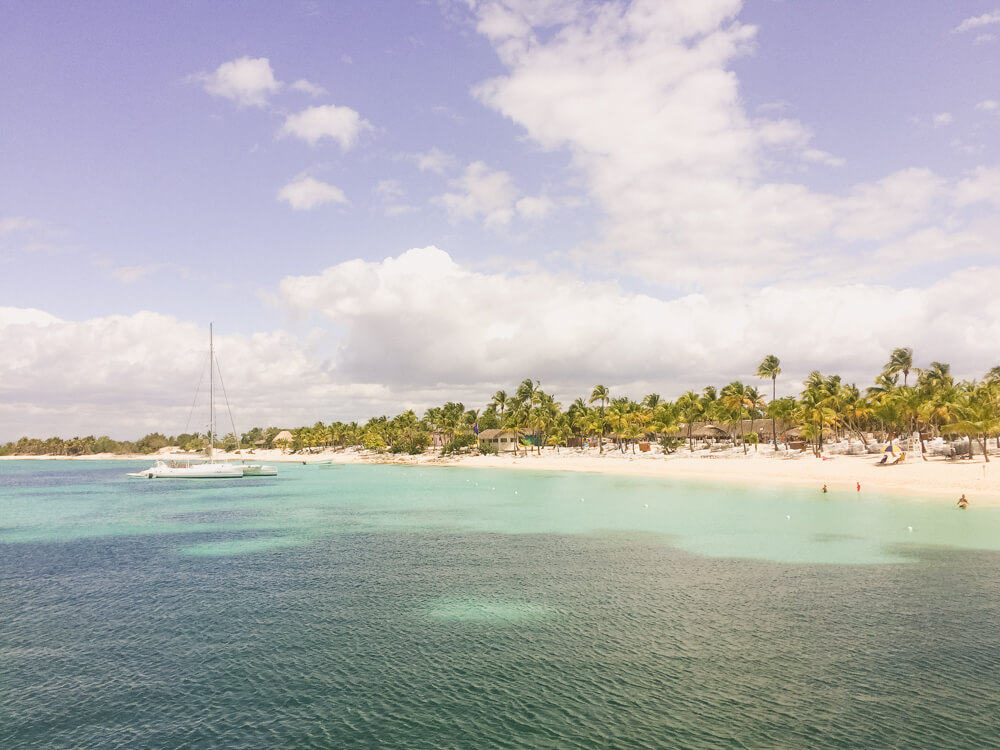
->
[689,424,729,440]
[477,429,538,453]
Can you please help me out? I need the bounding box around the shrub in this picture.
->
[659,435,682,454]
[362,431,387,452]
[441,433,477,455]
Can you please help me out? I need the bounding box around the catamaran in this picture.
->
[128,324,276,479]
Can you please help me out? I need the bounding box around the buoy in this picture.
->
[786,515,791,520]
[907,526,913,532]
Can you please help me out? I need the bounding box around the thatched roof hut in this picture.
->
[688,423,729,439]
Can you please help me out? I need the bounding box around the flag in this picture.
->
[473,422,479,435]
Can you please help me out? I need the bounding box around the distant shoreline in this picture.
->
[3,446,997,507]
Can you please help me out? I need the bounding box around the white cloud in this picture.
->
[375,179,404,201]
[277,176,348,210]
[111,264,160,283]
[932,112,954,128]
[464,1,992,290]
[275,247,1000,392]
[435,161,518,228]
[801,148,845,167]
[516,195,555,220]
[278,105,372,149]
[975,33,996,45]
[953,11,1000,34]
[0,216,40,235]
[192,56,281,108]
[976,99,999,111]
[291,78,328,97]
[412,147,457,174]
[835,168,945,242]
[6,246,1000,439]
[374,180,415,215]
[955,166,1000,207]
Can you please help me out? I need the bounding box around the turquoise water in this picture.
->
[1,461,998,748]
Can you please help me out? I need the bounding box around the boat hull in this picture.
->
[241,464,278,476]
[131,461,245,479]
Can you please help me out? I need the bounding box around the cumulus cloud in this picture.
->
[932,112,954,128]
[435,161,518,228]
[291,78,328,97]
[835,168,945,242]
[955,166,1000,207]
[412,147,457,174]
[277,176,348,210]
[278,104,372,148]
[276,247,1000,393]
[6,246,1000,439]
[0,309,354,440]
[976,99,999,112]
[192,56,281,107]
[953,11,1000,34]
[465,1,994,289]
[516,195,555,220]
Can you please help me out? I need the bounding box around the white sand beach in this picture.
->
[8,444,996,506]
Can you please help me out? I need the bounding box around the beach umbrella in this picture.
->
[883,443,902,455]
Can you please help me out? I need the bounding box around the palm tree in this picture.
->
[720,381,751,453]
[756,354,781,449]
[941,382,1000,462]
[491,390,509,430]
[676,390,704,451]
[589,384,610,453]
[567,397,590,448]
[800,371,837,455]
[745,385,766,444]
[883,347,915,387]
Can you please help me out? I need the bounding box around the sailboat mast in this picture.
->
[209,323,214,460]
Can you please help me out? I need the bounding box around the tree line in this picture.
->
[4,349,1000,461]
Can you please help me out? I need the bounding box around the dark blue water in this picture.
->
[1,461,998,748]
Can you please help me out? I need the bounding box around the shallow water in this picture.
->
[1,461,998,748]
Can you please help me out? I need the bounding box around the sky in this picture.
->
[2,0,999,441]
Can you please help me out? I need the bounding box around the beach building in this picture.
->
[273,430,294,452]
[477,429,538,452]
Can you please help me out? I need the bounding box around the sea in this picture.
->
[1,460,998,749]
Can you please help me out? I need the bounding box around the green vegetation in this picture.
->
[4,349,1000,461]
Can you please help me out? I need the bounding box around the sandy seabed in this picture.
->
[4,444,998,507]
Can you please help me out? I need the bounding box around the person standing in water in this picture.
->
[957,494,969,509]
[822,484,828,493]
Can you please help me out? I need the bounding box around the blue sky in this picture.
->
[2,0,999,440]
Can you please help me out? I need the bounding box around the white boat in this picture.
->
[128,458,244,479]
[240,463,278,476]
[130,324,276,479]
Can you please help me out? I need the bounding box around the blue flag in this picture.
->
[473,422,479,435]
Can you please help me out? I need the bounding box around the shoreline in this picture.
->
[3,446,997,506]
